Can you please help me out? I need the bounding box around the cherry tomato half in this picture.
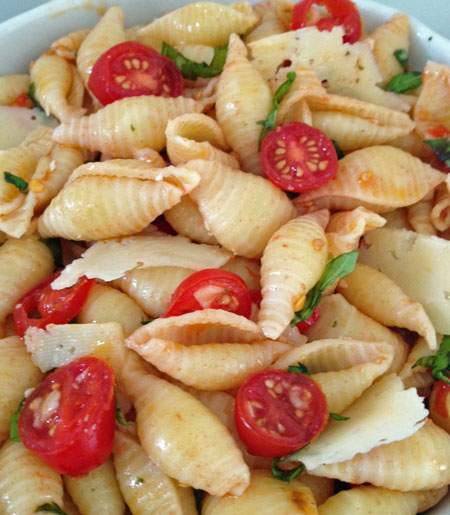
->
[88,41,183,105]
[162,269,252,319]
[291,0,362,44]
[260,122,338,192]
[18,356,115,476]
[235,369,328,457]
[296,306,320,333]
[13,272,95,337]
[12,92,34,109]
[429,380,450,433]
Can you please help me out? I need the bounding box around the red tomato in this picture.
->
[427,125,450,138]
[291,0,362,44]
[18,356,115,476]
[429,380,450,433]
[13,272,95,337]
[12,92,34,109]
[296,307,320,333]
[234,369,328,457]
[88,41,183,105]
[162,269,252,319]
[260,122,338,192]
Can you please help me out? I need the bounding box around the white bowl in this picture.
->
[0,1,449,512]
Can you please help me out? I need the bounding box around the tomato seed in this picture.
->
[265,379,275,388]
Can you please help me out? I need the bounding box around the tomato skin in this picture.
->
[18,356,115,476]
[234,369,328,457]
[291,0,362,44]
[12,92,34,109]
[162,269,252,319]
[427,125,450,138]
[88,41,183,105]
[429,380,450,434]
[296,307,320,333]
[13,272,95,337]
[260,122,338,192]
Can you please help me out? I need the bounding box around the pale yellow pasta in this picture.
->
[416,487,449,512]
[399,336,435,390]
[186,159,296,258]
[64,458,125,515]
[274,0,294,30]
[138,1,258,46]
[221,256,261,289]
[52,96,203,157]
[51,28,90,60]
[30,53,86,122]
[0,336,43,445]
[77,283,146,337]
[63,492,82,515]
[407,191,437,235]
[286,97,314,125]
[215,33,272,175]
[165,113,239,167]
[295,146,445,214]
[299,474,334,507]
[175,43,215,63]
[0,74,29,105]
[0,440,64,515]
[370,13,410,86]
[67,65,85,110]
[326,207,386,257]
[121,352,250,496]
[38,160,200,240]
[431,182,450,232]
[202,469,318,514]
[258,211,328,339]
[244,0,284,44]
[76,6,125,86]
[383,207,412,229]
[337,263,437,350]
[389,130,435,159]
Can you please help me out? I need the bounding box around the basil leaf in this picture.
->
[4,171,28,193]
[288,362,310,376]
[413,335,450,385]
[193,489,204,514]
[9,398,25,442]
[331,139,344,160]
[424,137,450,168]
[161,42,228,80]
[385,71,422,93]
[257,72,296,147]
[393,49,408,71]
[291,251,358,325]
[329,412,350,421]
[39,238,63,268]
[28,82,44,111]
[115,393,131,426]
[271,458,305,482]
[35,502,67,514]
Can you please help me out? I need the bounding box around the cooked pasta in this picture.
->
[0,74,29,105]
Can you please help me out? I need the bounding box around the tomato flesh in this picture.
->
[88,41,183,105]
[291,0,362,44]
[260,122,338,192]
[162,269,252,319]
[18,356,115,476]
[296,307,320,333]
[13,272,95,337]
[235,369,328,457]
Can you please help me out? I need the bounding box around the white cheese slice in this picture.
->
[287,374,427,470]
[52,235,233,289]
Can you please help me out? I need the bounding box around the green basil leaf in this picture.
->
[424,137,450,168]
[393,49,408,71]
[257,72,296,147]
[331,139,344,160]
[115,393,131,426]
[291,251,358,325]
[161,42,228,80]
[385,71,422,93]
[35,502,67,514]
[28,82,44,111]
[288,362,310,376]
[4,171,28,193]
[39,238,63,268]
[329,412,350,421]
[271,458,305,482]
[413,335,450,385]
[9,398,25,442]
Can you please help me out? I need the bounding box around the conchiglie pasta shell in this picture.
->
[52,96,203,158]
[51,28,90,61]
[274,0,294,30]
[399,336,434,390]
[175,43,215,63]
[0,74,29,105]
[67,65,85,110]
[406,191,436,235]
[221,256,261,290]
[416,486,449,512]
[295,146,445,214]
[299,474,334,507]
[244,0,285,44]
[258,212,328,339]
[187,159,296,258]
[138,2,258,46]
[431,182,450,232]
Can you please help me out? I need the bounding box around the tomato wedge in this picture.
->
[18,356,115,476]
[88,41,183,105]
[162,269,252,319]
[296,306,320,333]
[291,0,362,44]
[12,92,34,109]
[430,380,450,433]
[260,122,338,192]
[13,272,95,337]
[235,369,328,457]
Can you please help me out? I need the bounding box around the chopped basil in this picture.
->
[9,398,25,442]
[291,251,358,325]
[331,139,344,160]
[28,82,44,111]
[271,458,305,482]
[193,489,205,514]
[413,335,450,384]
[424,137,450,169]
[115,393,131,426]
[393,49,408,71]
[130,124,136,132]
[329,412,350,421]
[135,477,145,485]
[4,171,28,193]
[385,71,422,93]
[39,238,63,268]
[332,320,337,328]
[35,503,67,514]
[288,362,310,376]
[257,72,296,147]
[161,42,228,80]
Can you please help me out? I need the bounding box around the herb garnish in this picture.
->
[385,71,422,93]
[393,49,408,71]
[331,139,344,160]
[413,335,450,384]
[329,412,350,421]
[115,393,131,426]
[9,398,25,442]
[35,502,67,514]
[332,320,337,328]
[288,362,310,376]
[28,82,44,111]
[4,171,28,193]
[39,238,63,268]
[271,458,305,482]
[424,137,450,169]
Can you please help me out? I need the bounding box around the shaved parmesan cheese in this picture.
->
[51,235,233,289]
[287,374,427,470]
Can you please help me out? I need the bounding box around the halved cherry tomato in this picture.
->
[260,122,338,192]
[88,41,183,105]
[12,92,34,109]
[13,272,95,337]
[162,269,252,319]
[291,0,362,44]
[427,125,450,139]
[429,379,450,433]
[296,306,320,333]
[235,369,328,457]
[19,356,115,476]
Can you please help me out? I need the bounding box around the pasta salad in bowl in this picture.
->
[0,0,450,513]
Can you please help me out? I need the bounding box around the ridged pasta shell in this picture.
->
[0,74,29,105]
[187,159,296,258]
[52,96,203,158]
[216,33,272,175]
[244,0,285,44]
[67,64,85,110]
[258,211,328,339]
[295,146,445,214]
[406,190,436,235]
[399,336,434,390]
[51,28,90,61]
[221,256,261,289]
[138,2,258,46]
[431,182,450,232]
